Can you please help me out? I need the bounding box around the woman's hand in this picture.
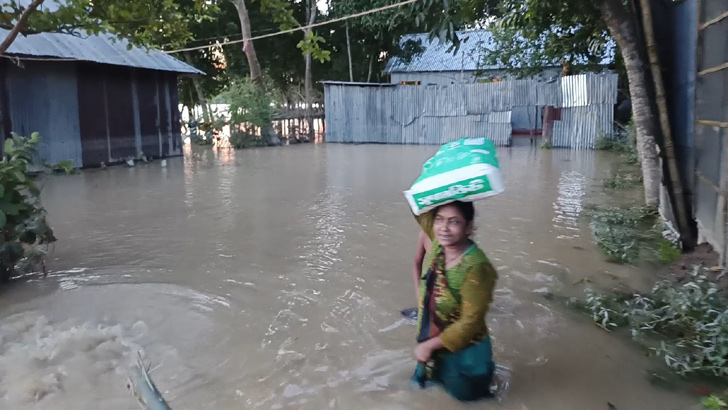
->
[414,342,434,363]
[414,337,444,363]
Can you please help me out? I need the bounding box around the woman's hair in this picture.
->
[437,201,475,222]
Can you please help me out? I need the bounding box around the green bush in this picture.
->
[216,79,274,130]
[595,119,639,165]
[702,393,728,410]
[228,131,267,149]
[579,266,728,378]
[589,206,659,264]
[602,171,642,189]
[1,133,56,281]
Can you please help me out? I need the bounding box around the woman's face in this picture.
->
[433,204,472,247]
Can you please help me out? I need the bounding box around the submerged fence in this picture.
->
[323,73,617,149]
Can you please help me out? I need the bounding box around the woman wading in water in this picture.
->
[411,200,499,401]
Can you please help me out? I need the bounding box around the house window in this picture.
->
[399,81,420,85]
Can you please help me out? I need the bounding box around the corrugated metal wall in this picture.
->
[694,0,728,265]
[324,73,617,148]
[5,61,83,167]
[2,60,183,168]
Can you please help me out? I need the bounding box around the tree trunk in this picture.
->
[366,55,374,83]
[0,0,44,55]
[639,0,695,247]
[346,23,354,82]
[231,0,279,145]
[183,52,211,124]
[598,0,661,207]
[304,0,317,143]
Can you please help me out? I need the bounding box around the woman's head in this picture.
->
[433,201,474,247]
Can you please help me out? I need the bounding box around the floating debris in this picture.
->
[127,352,172,410]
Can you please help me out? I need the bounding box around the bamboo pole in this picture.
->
[639,0,694,248]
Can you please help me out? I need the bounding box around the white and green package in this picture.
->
[404,138,504,216]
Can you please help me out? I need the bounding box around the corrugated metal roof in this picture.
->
[385,29,615,74]
[385,30,493,73]
[319,81,396,87]
[0,28,203,75]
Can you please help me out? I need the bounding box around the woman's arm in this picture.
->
[413,231,429,303]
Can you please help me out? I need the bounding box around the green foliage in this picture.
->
[297,30,331,63]
[657,239,681,264]
[401,0,612,70]
[479,23,612,78]
[216,78,274,128]
[2,0,216,50]
[331,0,426,79]
[46,160,77,175]
[540,140,552,149]
[228,131,268,149]
[588,205,675,264]
[398,0,499,51]
[0,133,56,282]
[580,266,728,378]
[595,136,620,151]
[596,120,639,166]
[702,393,728,410]
[602,171,641,190]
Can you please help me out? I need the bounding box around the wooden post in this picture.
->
[542,106,555,145]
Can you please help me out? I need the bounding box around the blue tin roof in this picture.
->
[0,28,203,75]
[385,29,615,74]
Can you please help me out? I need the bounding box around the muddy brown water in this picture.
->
[0,144,695,409]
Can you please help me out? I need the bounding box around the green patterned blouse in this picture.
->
[415,211,498,353]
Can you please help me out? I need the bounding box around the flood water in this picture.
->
[0,144,695,410]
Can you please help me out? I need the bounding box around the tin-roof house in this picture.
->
[0,28,203,168]
[383,29,615,133]
[384,29,614,86]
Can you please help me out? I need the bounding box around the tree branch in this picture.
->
[0,0,45,55]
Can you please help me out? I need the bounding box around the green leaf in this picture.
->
[4,139,13,156]
[13,171,26,183]
[0,201,22,216]
[0,209,5,228]
[25,180,41,196]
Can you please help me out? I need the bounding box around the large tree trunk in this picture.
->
[231,0,279,145]
[183,52,211,124]
[598,0,661,207]
[303,0,317,143]
[0,0,44,55]
[639,0,695,248]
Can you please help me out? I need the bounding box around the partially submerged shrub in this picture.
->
[603,171,642,190]
[702,393,728,410]
[1,133,57,281]
[596,120,639,165]
[580,266,728,378]
[229,131,268,149]
[589,206,660,264]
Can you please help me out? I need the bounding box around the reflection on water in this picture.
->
[0,145,692,410]
[553,170,587,239]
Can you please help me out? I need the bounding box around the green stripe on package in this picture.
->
[404,138,504,215]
